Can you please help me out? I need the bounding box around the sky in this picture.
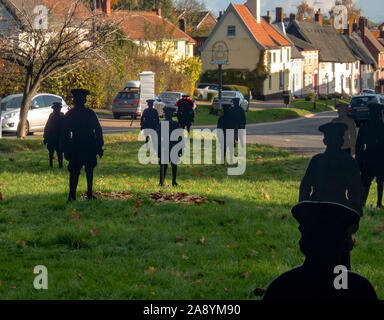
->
[205,0,383,23]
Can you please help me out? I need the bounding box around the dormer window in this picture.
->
[227,26,236,37]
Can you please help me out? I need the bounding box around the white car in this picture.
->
[196,83,219,100]
[1,93,69,135]
[212,91,249,112]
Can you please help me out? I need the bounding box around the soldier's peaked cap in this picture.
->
[52,102,62,109]
[319,122,347,139]
[71,89,90,98]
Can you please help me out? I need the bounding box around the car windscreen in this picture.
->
[198,85,208,89]
[116,92,140,100]
[351,96,377,107]
[1,96,23,110]
[159,93,180,100]
[222,92,237,98]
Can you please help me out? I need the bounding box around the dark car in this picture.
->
[348,94,384,126]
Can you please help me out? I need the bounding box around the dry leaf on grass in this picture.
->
[90,229,99,237]
[149,192,207,204]
[81,191,133,201]
[373,224,384,235]
[213,199,225,205]
[200,236,206,245]
[0,193,4,201]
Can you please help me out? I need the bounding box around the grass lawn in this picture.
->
[194,105,311,126]
[291,98,350,113]
[1,134,383,300]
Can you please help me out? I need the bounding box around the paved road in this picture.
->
[2,111,337,156]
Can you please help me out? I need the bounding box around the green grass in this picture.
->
[1,133,383,300]
[194,105,311,126]
[291,98,349,113]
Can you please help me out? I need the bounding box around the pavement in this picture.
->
[2,110,337,156]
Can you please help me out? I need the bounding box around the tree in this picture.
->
[174,0,206,12]
[329,0,362,27]
[296,1,315,21]
[113,0,174,18]
[0,0,117,138]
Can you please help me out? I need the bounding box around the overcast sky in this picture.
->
[205,0,383,23]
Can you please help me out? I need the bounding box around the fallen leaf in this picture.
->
[16,239,26,247]
[90,229,99,237]
[182,254,189,260]
[176,237,188,242]
[197,273,204,278]
[263,193,270,201]
[242,271,250,278]
[373,224,384,235]
[195,279,202,284]
[77,274,83,279]
[150,192,207,205]
[148,267,157,275]
[281,214,288,220]
[213,199,225,205]
[0,193,4,201]
[200,236,206,245]
[229,244,238,249]
[135,199,142,208]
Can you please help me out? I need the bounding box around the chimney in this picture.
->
[101,0,111,15]
[263,11,272,24]
[179,19,186,33]
[315,9,323,26]
[359,17,367,40]
[218,11,223,21]
[276,7,283,23]
[153,8,162,17]
[246,0,260,23]
[289,13,296,24]
[344,24,352,36]
[352,22,358,33]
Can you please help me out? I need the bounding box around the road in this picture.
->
[2,110,337,156]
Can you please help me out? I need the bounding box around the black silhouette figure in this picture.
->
[141,99,160,143]
[263,201,377,301]
[355,103,384,208]
[332,103,357,156]
[157,107,182,187]
[299,122,364,269]
[176,95,195,133]
[217,104,237,163]
[232,97,246,144]
[43,102,64,168]
[61,89,104,202]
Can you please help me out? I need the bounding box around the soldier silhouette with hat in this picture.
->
[332,103,357,156]
[156,106,182,186]
[43,102,64,168]
[176,95,195,133]
[263,201,377,300]
[217,103,237,163]
[61,89,104,202]
[299,122,364,269]
[232,97,246,144]
[355,103,384,208]
[141,99,160,143]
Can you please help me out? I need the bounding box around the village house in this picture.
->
[200,0,292,100]
[176,10,217,56]
[357,17,384,93]
[96,0,195,62]
[287,10,360,97]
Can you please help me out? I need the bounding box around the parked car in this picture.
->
[154,91,196,117]
[1,93,68,135]
[212,91,249,112]
[361,89,376,95]
[196,83,218,100]
[348,94,384,126]
[112,81,141,119]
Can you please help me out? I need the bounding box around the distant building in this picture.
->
[98,0,195,62]
[200,0,292,100]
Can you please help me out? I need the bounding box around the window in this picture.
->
[31,96,45,109]
[267,52,272,65]
[173,41,178,50]
[43,95,61,108]
[227,26,236,37]
[287,50,290,61]
[279,71,283,89]
[186,44,190,56]
[273,52,276,63]
[346,64,349,70]
[280,50,283,63]
[269,75,272,90]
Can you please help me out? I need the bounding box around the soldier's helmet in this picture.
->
[232,98,241,108]
[146,99,155,108]
[71,89,90,106]
[319,122,347,148]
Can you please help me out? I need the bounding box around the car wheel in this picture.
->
[113,114,120,119]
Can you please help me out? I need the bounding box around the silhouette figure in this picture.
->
[43,102,64,168]
[217,104,237,163]
[141,99,160,143]
[157,107,182,187]
[61,89,104,202]
[332,103,357,156]
[355,103,384,208]
[232,97,246,144]
[176,95,195,133]
[263,201,377,300]
[299,122,364,269]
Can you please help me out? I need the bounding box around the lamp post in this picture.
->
[325,73,329,109]
[314,70,318,111]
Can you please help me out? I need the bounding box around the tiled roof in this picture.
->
[363,27,384,53]
[287,21,357,63]
[232,4,291,49]
[102,10,195,43]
